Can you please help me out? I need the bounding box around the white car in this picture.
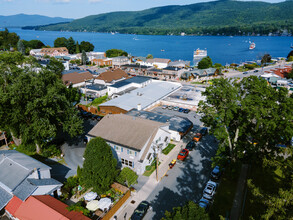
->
[203,180,218,200]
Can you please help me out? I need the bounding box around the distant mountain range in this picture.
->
[34,0,293,36]
[0,14,73,28]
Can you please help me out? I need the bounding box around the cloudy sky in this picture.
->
[1,0,284,19]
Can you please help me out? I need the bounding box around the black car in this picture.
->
[130,201,150,220]
[211,166,222,180]
[199,127,208,136]
[80,110,92,119]
[185,141,196,151]
[183,109,190,114]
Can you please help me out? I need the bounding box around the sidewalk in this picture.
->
[112,141,184,220]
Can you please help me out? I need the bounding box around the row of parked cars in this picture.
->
[162,105,191,114]
[78,110,103,121]
[199,166,222,211]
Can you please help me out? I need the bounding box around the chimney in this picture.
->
[137,104,142,111]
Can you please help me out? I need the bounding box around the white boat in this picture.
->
[249,42,256,50]
[193,48,207,60]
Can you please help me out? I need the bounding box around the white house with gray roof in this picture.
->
[87,114,171,175]
[0,150,62,211]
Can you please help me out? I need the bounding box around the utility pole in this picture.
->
[152,142,163,182]
[84,79,88,105]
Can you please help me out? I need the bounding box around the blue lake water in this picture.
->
[8,28,293,65]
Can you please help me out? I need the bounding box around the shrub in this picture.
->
[116,167,138,187]
[41,145,61,158]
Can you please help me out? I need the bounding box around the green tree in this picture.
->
[116,167,138,187]
[81,137,118,194]
[0,52,83,152]
[46,57,65,79]
[106,49,128,58]
[287,50,293,59]
[17,40,25,55]
[287,68,293,79]
[79,41,94,52]
[197,56,213,69]
[81,50,87,65]
[75,41,80,54]
[66,37,76,54]
[146,54,153,59]
[161,201,209,220]
[261,54,272,66]
[199,76,293,163]
[23,40,45,49]
[54,37,68,48]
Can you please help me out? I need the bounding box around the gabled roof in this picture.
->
[96,68,129,83]
[0,186,13,211]
[7,195,90,220]
[40,47,68,53]
[5,196,22,216]
[62,71,93,86]
[88,114,166,151]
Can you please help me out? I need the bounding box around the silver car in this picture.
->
[203,180,218,200]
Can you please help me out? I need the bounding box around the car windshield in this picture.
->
[179,153,185,156]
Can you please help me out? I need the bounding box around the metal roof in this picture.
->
[127,109,193,133]
[86,83,107,91]
[100,81,182,111]
[13,180,38,201]
[109,76,151,89]
[0,186,12,210]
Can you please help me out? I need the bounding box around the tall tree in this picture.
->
[46,57,65,79]
[199,76,293,163]
[198,56,213,69]
[54,37,68,48]
[81,137,118,194]
[75,41,80,54]
[79,41,94,52]
[81,50,87,65]
[0,28,20,50]
[106,49,128,58]
[17,40,25,55]
[66,37,76,54]
[146,54,153,59]
[0,52,83,152]
[261,54,271,66]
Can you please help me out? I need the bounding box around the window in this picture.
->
[125,160,129,166]
[121,159,125,164]
[129,161,133,167]
[127,149,129,155]
[121,147,123,152]
[135,152,137,156]
[164,137,168,142]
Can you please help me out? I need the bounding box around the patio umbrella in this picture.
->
[84,191,98,201]
[97,198,112,211]
[86,200,99,211]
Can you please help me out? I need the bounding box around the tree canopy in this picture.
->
[106,49,128,58]
[81,137,118,194]
[17,40,25,55]
[116,167,138,187]
[0,52,83,152]
[53,37,94,54]
[199,76,293,164]
[161,201,209,220]
[81,50,87,65]
[23,39,45,49]
[261,54,272,66]
[197,56,213,69]
[79,41,94,52]
[0,28,20,50]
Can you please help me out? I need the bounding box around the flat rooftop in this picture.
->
[100,80,182,111]
[164,85,206,107]
[109,76,152,89]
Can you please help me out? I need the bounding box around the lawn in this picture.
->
[143,160,161,177]
[162,143,176,155]
[87,94,108,107]
[209,162,241,219]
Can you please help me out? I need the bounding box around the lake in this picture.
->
[8,28,293,65]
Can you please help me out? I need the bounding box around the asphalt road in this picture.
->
[144,132,218,220]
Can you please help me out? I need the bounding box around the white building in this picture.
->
[87,114,171,175]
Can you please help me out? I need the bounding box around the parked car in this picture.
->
[92,114,103,121]
[254,69,259,73]
[185,141,196,151]
[162,105,167,109]
[168,106,173,110]
[243,71,248,74]
[193,133,203,142]
[83,136,88,144]
[178,108,184,112]
[199,197,210,211]
[80,110,92,119]
[177,149,189,161]
[173,106,179,111]
[211,166,222,180]
[199,127,208,136]
[183,109,190,114]
[130,201,150,220]
[169,159,176,169]
[203,180,218,200]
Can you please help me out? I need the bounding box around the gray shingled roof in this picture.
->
[13,180,38,201]
[27,178,62,186]
[88,114,166,151]
[0,186,12,210]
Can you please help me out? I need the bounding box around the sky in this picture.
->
[1,0,285,19]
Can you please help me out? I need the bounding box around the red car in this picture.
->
[177,149,189,161]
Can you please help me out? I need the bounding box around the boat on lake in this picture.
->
[249,42,256,50]
[193,48,207,60]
